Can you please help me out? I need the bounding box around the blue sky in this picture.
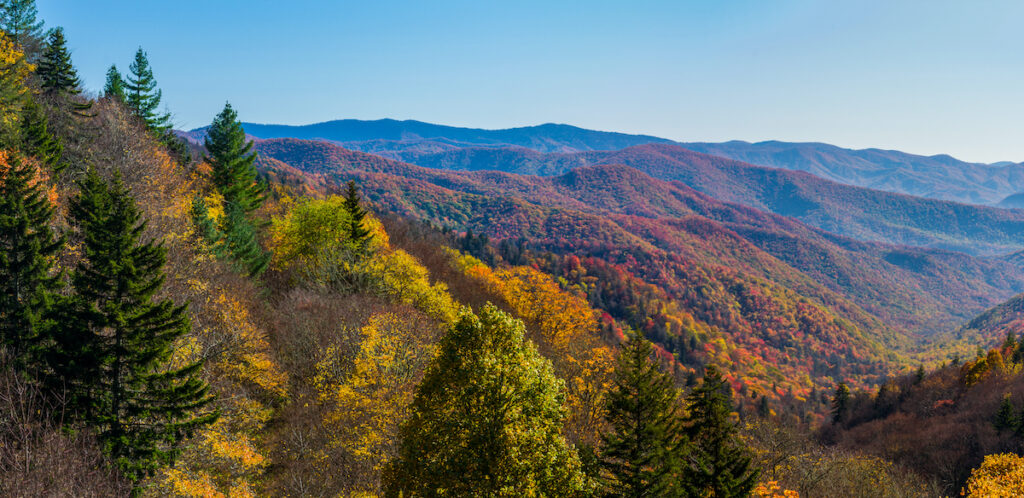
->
[37,1,1024,162]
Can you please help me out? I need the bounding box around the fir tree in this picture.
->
[103,64,125,102]
[383,304,587,496]
[1004,330,1018,354]
[831,382,850,425]
[37,27,80,95]
[0,0,44,47]
[995,394,1017,432]
[219,202,269,277]
[343,180,371,249]
[682,366,759,498]
[0,152,61,367]
[19,97,64,172]
[599,332,687,497]
[203,102,263,213]
[189,195,224,255]
[124,48,171,132]
[52,170,217,482]
[914,364,925,385]
[757,395,771,418]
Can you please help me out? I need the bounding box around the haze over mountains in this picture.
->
[186,118,1024,207]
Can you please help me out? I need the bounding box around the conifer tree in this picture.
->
[0,0,44,47]
[682,366,759,498]
[189,195,224,254]
[343,180,371,249]
[219,202,269,277]
[914,364,925,384]
[203,102,263,213]
[0,152,61,367]
[995,394,1017,432]
[51,170,217,481]
[103,64,125,102]
[19,97,64,171]
[831,382,850,425]
[124,48,171,132]
[599,332,687,497]
[37,27,80,95]
[384,304,587,496]
[1004,330,1018,354]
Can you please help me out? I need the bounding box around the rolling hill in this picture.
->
[251,138,1024,344]
[255,138,1024,256]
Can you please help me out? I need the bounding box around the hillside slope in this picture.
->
[391,143,1024,255]
[251,138,1024,344]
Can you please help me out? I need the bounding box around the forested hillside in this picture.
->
[2,2,1021,496]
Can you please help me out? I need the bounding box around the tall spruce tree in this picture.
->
[599,333,688,497]
[52,169,216,482]
[219,202,269,277]
[124,48,171,132]
[0,152,61,367]
[343,180,371,249]
[831,382,850,425]
[103,64,125,102]
[0,0,44,47]
[203,102,263,213]
[19,97,64,171]
[682,366,759,498]
[37,27,80,95]
[383,305,587,496]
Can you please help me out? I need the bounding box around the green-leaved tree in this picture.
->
[0,152,61,367]
[37,27,80,95]
[124,48,171,132]
[682,366,759,498]
[384,304,588,496]
[0,0,44,47]
[103,64,125,102]
[49,169,217,482]
[343,180,371,250]
[599,332,688,497]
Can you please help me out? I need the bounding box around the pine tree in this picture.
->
[37,27,80,95]
[599,332,687,497]
[914,364,925,384]
[343,180,371,249]
[52,170,217,482]
[189,195,224,255]
[831,382,850,425]
[18,97,64,172]
[682,366,759,498]
[219,202,269,277]
[0,152,61,367]
[203,102,263,213]
[995,394,1017,432]
[0,0,44,47]
[124,48,171,132]
[757,395,771,418]
[383,304,587,496]
[103,64,125,102]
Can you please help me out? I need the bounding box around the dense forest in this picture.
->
[1,1,1024,496]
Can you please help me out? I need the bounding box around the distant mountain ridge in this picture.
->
[183,118,1024,206]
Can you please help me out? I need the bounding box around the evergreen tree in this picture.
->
[189,195,224,255]
[1003,330,1018,354]
[0,0,44,47]
[37,27,80,95]
[599,332,687,497]
[219,202,269,277]
[383,304,587,496]
[0,152,61,367]
[343,180,371,249]
[19,97,64,172]
[994,394,1017,432]
[681,366,759,498]
[757,395,771,418]
[203,102,263,213]
[914,364,926,385]
[831,382,850,425]
[52,170,217,482]
[124,48,171,132]
[103,64,125,102]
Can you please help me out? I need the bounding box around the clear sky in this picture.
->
[37,1,1024,163]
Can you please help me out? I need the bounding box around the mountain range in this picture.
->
[185,119,1024,207]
